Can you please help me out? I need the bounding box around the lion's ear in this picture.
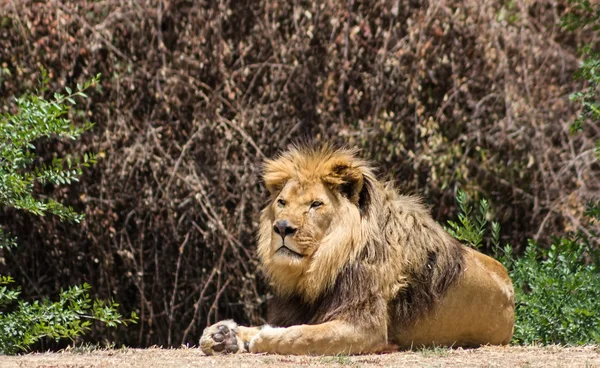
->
[324,163,364,204]
[263,159,292,195]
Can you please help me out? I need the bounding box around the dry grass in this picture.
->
[2,346,599,368]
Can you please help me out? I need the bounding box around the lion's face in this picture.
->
[267,179,338,263]
[257,146,371,299]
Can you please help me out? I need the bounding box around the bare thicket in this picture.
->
[0,0,597,347]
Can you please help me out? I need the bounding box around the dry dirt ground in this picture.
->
[1,346,599,368]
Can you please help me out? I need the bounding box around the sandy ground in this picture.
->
[1,346,599,368]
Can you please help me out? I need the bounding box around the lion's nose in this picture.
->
[273,220,297,239]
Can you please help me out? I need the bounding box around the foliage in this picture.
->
[563,0,600,160]
[446,190,499,249]
[0,280,135,355]
[498,0,600,345]
[0,71,98,248]
[449,191,600,345]
[0,75,136,354]
[501,235,600,345]
[586,200,600,219]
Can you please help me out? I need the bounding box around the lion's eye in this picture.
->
[310,200,323,208]
[277,199,286,207]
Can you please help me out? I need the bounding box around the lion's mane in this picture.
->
[257,145,465,330]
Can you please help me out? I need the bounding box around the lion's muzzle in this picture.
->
[273,220,297,240]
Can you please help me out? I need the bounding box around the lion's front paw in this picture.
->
[200,320,245,355]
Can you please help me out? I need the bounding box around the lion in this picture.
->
[200,145,514,355]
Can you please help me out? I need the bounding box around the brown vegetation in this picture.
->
[0,0,598,348]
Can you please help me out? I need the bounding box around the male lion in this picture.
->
[200,145,514,355]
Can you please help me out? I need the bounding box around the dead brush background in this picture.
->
[0,0,598,348]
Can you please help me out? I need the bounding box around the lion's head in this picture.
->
[257,145,377,302]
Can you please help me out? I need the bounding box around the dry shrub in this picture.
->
[0,0,598,347]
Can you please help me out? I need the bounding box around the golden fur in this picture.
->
[200,145,515,355]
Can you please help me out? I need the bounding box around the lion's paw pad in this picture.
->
[210,325,239,353]
[200,322,241,355]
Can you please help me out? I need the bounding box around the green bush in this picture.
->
[0,279,132,354]
[449,190,600,345]
[0,73,136,354]
[500,235,600,345]
[446,190,499,250]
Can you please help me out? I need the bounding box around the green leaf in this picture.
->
[0,75,134,355]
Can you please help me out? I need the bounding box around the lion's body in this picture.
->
[393,248,514,348]
[200,145,514,355]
